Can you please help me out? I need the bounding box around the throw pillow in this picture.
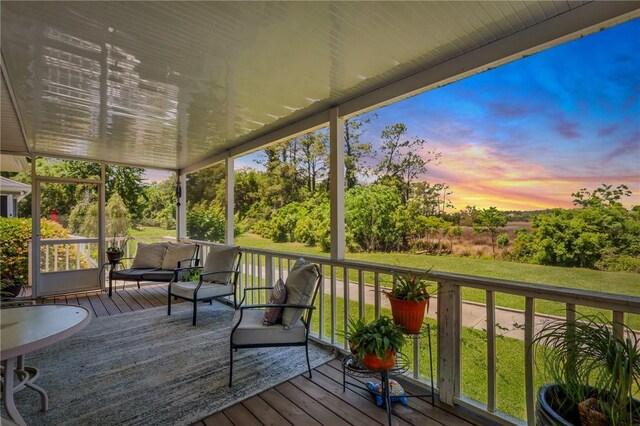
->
[202,245,239,282]
[281,258,318,328]
[161,243,197,270]
[262,279,287,326]
[131,243,167,269]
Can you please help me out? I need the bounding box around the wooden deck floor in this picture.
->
[39,284,491,426]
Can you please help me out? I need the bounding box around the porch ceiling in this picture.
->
[1,1,638,171]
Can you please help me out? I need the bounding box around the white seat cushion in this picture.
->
[232,310,305,346]
[171,281,233,300]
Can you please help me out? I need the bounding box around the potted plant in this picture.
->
[533,313,640,425]
[1,272,25,300]
[345,316,368,356]
[106,236,133,263]
[348,316,405,371]
[385,271,432,333]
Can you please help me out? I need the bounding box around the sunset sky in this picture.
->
[355,18,640,211]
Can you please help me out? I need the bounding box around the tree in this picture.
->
[297,131,328,194]
[413,182,454,216]
[375,123,441,204]
[344,115,373,189]
[345,184,402,251]
[572,184,632,208]
[106,193,131,236]
[473,207,507,258]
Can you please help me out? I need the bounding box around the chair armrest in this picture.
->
[201,270,239,279]
[240,303,315,311]
[243,286,274,294]
[176,258,199,268]
[174,265,202,273]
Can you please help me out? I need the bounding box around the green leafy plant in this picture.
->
[106,235,133,255]
[532,313,640,425]
[347,316,405,361]
[387,271,432,302]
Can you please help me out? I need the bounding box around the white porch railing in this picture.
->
[186,239,640,426]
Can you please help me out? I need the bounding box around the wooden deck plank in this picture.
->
[75,294,97,317]
[310,366,411,426]
[139,286,167,306]
[223,404,262,426]
[242,395,292,426]
[290,375,388,426]
[127,289,155,309]
[275,381,349,426]
[258,389,323,426]
[115,290,144,312]
[86,292,110,317]
[201,412,233,426]
[96,292,121,316]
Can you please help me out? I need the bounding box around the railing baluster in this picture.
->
[343,267,349,351]
[612,310,624,340]
[358,270,365,319]
[525,297,536,426]
[45,245,50,272]
[374,272,381,319]
[265,254,274,289]
[257,254,263,304]
[65,244,70,270]
[318,263,325,341]
[486,290,496,413]
[54,245,59,271]
[331,265,337,345]
[76,243,81,270]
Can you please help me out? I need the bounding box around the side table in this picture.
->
[342,323,434,426]
[99,260,122,296]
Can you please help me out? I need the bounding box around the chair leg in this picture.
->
[229,343,234,387]
[137,280,141,289]
[305,343,312,379]
[167,292,172,316]
[209,300,212,305]
[192,302,197,326]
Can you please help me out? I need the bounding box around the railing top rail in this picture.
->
[430,271,640,314]
[184,239,640,314]
[40,238,100,244]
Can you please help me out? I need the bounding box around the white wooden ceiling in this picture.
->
[1,1,638,171]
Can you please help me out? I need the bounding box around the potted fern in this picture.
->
[347,316,405,371]
[533,313,640,425]
[385,271,432,333]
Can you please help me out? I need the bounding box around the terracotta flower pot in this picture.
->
[362,349,396,371]
[388,296,428,333]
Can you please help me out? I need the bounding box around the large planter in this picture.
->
[388,296,428,333]
[362,349,396,371]
[537,383,640,426]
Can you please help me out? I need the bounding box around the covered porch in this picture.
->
[2,2,640,425]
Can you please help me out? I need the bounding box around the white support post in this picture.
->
[31,156,40,297]
[176,172,187,240]
[437,280,461,406]
[98,164,106,281]
[225,156,235,245]
[329,107,345,260]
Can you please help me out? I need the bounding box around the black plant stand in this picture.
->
[342,323,435,426]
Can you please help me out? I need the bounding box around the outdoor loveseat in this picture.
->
[108,242,199,297]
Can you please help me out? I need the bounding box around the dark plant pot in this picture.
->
[388,296,428,333]
[537,383,640,426]
[1,282,24,299]
[107,252,122,263]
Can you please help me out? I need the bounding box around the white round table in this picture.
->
[1,304,91,426]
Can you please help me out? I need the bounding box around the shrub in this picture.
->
[497,233,510,248]
[0,218,79,283]
[595,254,640,273]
